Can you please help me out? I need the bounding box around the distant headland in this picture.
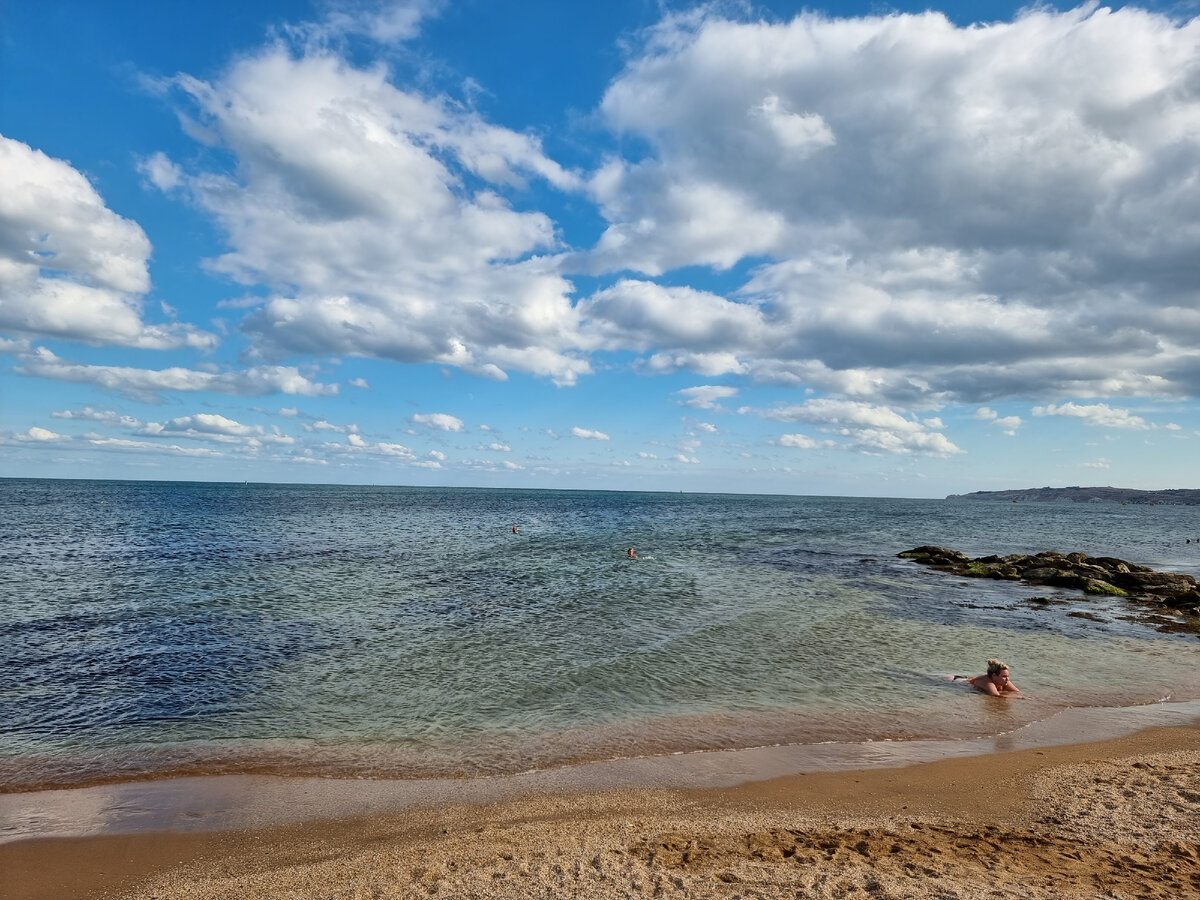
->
[946,486,1200,505]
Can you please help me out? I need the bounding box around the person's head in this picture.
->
[986,659,1009,679]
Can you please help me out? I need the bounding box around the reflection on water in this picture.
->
[2,478,1199,790]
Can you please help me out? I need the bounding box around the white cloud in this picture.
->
[1032,401,1151,429]
[0,135,215,351]
[137,151,184,192]
[303,418,360,434]
[302,0,441,46]
[52,406,141,428]
[158,43,588,384]
[674,453,700,464]
[341,435,415,458]
[993,415,1022,435]
[975,406,1021,433]
[746,398,963,456]
[17,348,336,399]
[696,422,718,433]
[675,385,739,410]
[147,413,296,446]
[411,412,464,431]
[579,279,764,357]
[1082,458,1112,469]
[572,426,610,441]
[84,435,223,457]
[778,433,834,450]
[19,426,64,442]
[579,6,1200,406]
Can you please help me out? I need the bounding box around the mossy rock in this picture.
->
[1082,579,1127,597]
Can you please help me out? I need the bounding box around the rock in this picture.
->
[896,546,1199,629]
[1081,578,1127,597]
[897,546,969,567]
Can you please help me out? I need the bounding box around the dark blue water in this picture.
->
[2,478,1199,790]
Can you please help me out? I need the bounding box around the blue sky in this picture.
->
[2,0,1199,497]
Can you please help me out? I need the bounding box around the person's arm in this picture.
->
[973,678,1001,696]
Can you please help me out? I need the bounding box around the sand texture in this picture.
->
[3,725,1198,900]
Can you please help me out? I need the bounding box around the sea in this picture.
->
[3,477,1200,797]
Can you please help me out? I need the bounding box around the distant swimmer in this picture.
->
[627,547,639,559]
[954,659,1022,697]
[512,525,519,534]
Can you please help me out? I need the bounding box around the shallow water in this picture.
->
[2,478,1199,790]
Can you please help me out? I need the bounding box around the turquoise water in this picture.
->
[2,478,1199,790]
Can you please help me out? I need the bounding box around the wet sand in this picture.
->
[3,722,1198,900]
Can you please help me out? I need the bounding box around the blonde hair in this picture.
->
[986,659,1008,676]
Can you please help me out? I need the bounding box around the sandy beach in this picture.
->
[3,722,1198,900]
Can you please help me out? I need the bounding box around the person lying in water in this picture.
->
[956,659,1022,697]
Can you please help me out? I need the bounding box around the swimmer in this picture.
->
[627,547,638,559]
[512,525,518,534]
[955,659,1022,697]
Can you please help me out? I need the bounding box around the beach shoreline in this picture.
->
[4,717,1198,900]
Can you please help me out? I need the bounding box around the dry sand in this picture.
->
[3,723,1198,900]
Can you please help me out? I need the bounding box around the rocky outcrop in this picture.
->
[945,486,1200,505]
[898,546,1200,615]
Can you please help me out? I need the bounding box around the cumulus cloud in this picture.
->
[137,151,184,192]
[47,406,304,452]
[746,398,964,456]
[410,412,464,431]
[581,6,1200,405]
[1032,401,1151,429]
[339,434,415,458]
[975,406,1022,434]
[572,426,610,440]
[146,413,296,446]
[17,348,337,399]
[156,39,589,384]
[18,426,65,442]
[0,135,214,351]
[579,279,763,362]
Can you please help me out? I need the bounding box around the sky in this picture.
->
[2,0,1199,498]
